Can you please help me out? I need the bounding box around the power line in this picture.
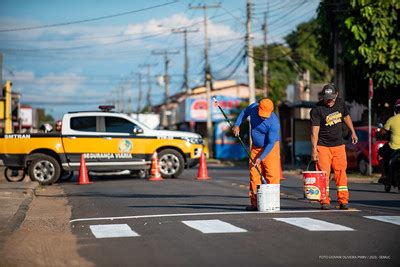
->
[0,1,180,33]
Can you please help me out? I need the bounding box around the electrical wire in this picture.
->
[0,1,181,33]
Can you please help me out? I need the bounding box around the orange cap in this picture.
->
[258,98,274,118]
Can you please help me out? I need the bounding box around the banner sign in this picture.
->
[185,96,245,122]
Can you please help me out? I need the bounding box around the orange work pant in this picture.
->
[249,141,281,207]
[316,145,349,205]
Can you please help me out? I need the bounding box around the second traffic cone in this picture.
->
[78,154,91,185]
[197,149,210,180]
[149,152,163,181]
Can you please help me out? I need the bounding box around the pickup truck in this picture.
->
[0,108,203,185]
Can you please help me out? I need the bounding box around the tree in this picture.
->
[285,20,332,83]
[253,19,332,105]
[317,0,400,91]
[254,44,297,104]
[37,108,54,128]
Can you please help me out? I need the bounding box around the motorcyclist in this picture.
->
[378,99,400,183]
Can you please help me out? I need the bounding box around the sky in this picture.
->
[0,0,320,120]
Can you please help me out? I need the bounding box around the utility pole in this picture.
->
[136,73,142,113]
[119,84,124,112]
[331,2,346,99]
[190,3,220,158]
[127,77,132,114]
[368,78,373,176]
[152,50,179,104]
[139,63,157,112]
[246,0,256,105]
[172,27,199,94]
[262,11,268,97]
[246,0,256,148]
[0,53,3,83]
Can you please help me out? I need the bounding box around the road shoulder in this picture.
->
[0,184,93,266]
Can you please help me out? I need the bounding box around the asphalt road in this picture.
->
[61,167,400,267]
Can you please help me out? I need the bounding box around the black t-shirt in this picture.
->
[310,97,349,147]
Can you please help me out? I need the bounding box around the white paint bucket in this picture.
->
[257,184,280,212]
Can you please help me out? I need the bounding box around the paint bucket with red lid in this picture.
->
[303,161,327,201]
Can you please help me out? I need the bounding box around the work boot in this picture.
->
[339,203,349,210]
[320,204,330,210]
[245,205,257,211]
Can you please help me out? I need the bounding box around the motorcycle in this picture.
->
[377,123,400,192]
[381,150,400,193]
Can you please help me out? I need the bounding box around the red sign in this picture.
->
[369,78,373,100]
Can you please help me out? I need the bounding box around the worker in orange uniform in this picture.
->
[233,99,281,211]
[310,84,358,210]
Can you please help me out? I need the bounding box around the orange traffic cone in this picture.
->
[280,162,286,180]
[78,154,91,184]
[197,149,210,180]
[149,152,163,181]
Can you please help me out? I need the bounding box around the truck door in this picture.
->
[62,115,147,171]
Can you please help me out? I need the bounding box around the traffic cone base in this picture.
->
[78,154,92,185]
[149,152,163,181]
[197,149,210,180]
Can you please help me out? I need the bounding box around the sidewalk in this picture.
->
[0,167,39,246]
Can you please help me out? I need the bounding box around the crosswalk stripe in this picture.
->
[182,219,247,234]
[274,217,354,231]
[89,224,140,238]
[364,216,400,226]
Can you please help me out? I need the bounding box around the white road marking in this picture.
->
[70,209,360,223]
[182,219,247,234]
[274,217,355,231]
[364,216,400,226]
[89,224,140,238]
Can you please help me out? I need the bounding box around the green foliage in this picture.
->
[285,20,333,83]
[253,19,332,107]
[37,109,54,127]
[254,44,297,105]
[318,0,400,89]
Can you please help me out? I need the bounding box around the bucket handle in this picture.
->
[306,160,318,172]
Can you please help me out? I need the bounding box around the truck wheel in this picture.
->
[28,154,61,185]
[158,149,184,178]
[4,167,26,182]
[358,158,369,175]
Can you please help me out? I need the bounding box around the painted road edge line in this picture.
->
[70,209,360,223]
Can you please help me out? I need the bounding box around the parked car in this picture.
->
[345,126,387,175]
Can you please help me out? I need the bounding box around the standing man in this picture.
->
[310,83,358,210]
[233,98,281,211]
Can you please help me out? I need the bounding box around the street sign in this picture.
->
[369,78,373,100]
